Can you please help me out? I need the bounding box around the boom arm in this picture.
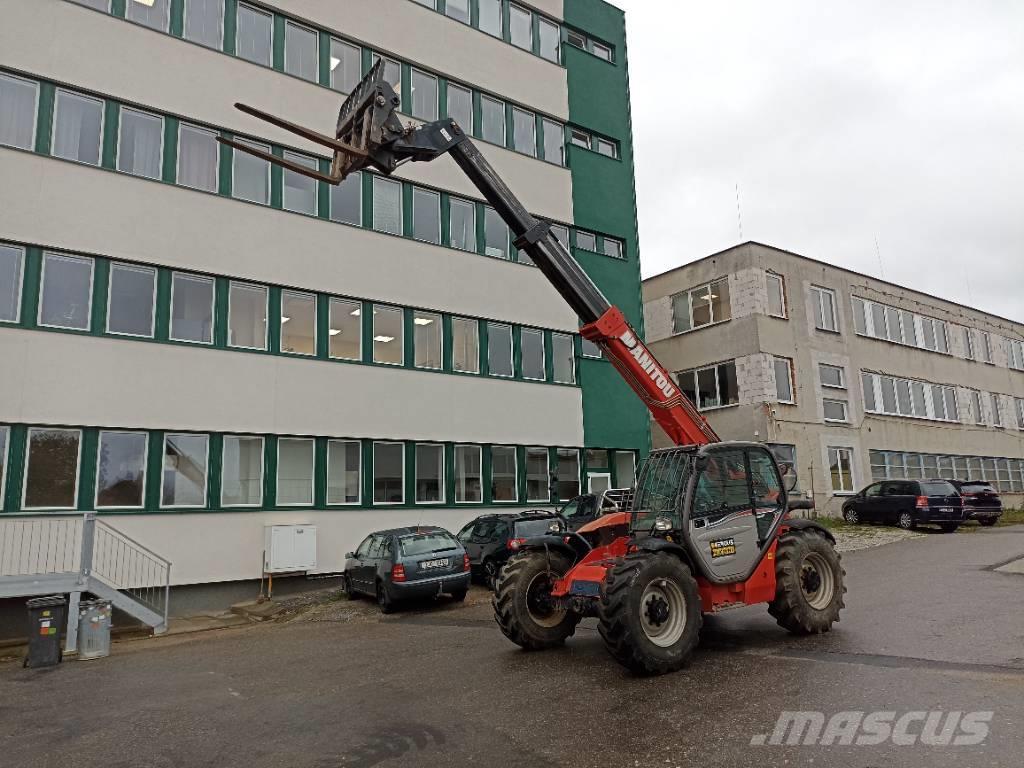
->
[220,61,718,447]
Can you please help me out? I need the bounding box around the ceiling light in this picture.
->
[329,57,341,71]
[281,316,291,323]
[131,0,157,6]
[413,318,434,326]
[373,335,395,343]
[329,329,341,336]
[350,308,360,316]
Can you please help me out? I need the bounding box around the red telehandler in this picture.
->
[223,62,846,675]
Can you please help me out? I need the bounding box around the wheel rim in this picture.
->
[638,578,687,648]
[524,570,567,628]
[846,509,858,524]
[799,552,836,610]
[899,513,912,529]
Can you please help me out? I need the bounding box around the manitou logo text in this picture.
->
[620,330,677,399]
[750,710,993,747]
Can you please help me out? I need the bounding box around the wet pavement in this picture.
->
[1,526,1022,768]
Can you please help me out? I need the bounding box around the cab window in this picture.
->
[354,536,373,558]
[693,449,750,518]
[748,449,783,509]
[864,483,884,497]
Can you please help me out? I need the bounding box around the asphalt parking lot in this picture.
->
[1,526,1022,768]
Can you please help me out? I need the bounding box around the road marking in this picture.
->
[761,648,1024,680]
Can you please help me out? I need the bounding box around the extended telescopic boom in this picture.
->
[220,61,718,447]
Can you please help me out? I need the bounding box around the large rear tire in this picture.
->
[493,551,580,650]
[769,531,845,634]
[598,552,703,676]
[978,518,998,527]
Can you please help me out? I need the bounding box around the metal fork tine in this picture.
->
[216,137,344,184]
[232,102,367,156]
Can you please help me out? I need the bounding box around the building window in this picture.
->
[373,442,404,504]
[415,443,444,503]
[24,428,82,510]
[570,129,590,149]
[0,244,24,323]
[509,4,533,50]
[39,252,93,331]
[595,139,617,158]
[413,311,442,369]
[449,197,476,252]
[581,337,602,358]
[537,17,561,62]
[766,273,786,318]
[117,108,163,179]
[126,0,169,30]
[981,332,993,363]
[521,328,545,380]
[483,206,510,259]
[615,451,637,487]
[970,390,984,425]
[678,361,739,411]
[329,39,361,94]
[480,95,506,145]
[828,446,854,494]
[819,363,845,389]
[53,90,103,166]
[991,393,1003,428]
[851,297,868,335]
[281,290,316,356]
[455,445,482,503]
[810,285,838,332]
[372,305,404,364]
[412,188,441,244]
[371,176,402,235]
[282,152,318,215]
[232,138,270,204]
[177,123,218,192]
[107,263,156,337]
[552,333,576,384]
[410,69,438,122]
[919,316,948,353]
[526,446,549,502]
[492,446,518,501]
[446,83,473,133]
[328,298,361,361]
[88,427,146,506]
[592,41,613,62]
[277,437,314,505]
[327,171,361,225]
[161,433,208,507]
[236,4,272,67]
[445,0,470,23]
[372,54,403,108]
[488,322,513,377]
[478,0,502,37]
[1015,399,1024,430]
[170,272,214,344]
[575,231,597,251]
[963,327,975,360]
[184,0,223,49]
[221,435,263,507]
[1007,338,1024,371]
[823,399,849,423]
[671,277,730,333]
[541,118,564,166]
[452,316,479,373]
[556,448,580,500]
[284,22,317,82]
[228,282,267,350]
[0,426,7,504]
[327,439,360,504]
[774,357,794,403]
[0,73,38,150]
[512,108,536,156]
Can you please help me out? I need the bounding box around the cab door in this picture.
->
[686,446,783,582]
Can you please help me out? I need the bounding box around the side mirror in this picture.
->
[344,552,354,559]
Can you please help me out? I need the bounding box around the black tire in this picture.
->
[939,523,959,533]
[769,531,846,635]
[451,587,468,602]
[483,559,500,591]
[342,573,357,600]
[598,552,703,676]
[979,518,998,527]
[842,507,859,524]
[896,511,915,530]
[493,551,580,650]
[376,581,395,614]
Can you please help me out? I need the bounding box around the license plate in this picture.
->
[420,558,449,570]
[939,507,953,513]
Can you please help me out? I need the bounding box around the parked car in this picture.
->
[557,488,634,531]
[946,480,1003,527]
[343,526,470,613]
[842,479,965,532]
[456,512,565,587]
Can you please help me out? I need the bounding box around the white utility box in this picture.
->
[264,524,317,573]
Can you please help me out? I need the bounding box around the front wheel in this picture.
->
[598,553,703,676]
[769,531,846,634]
[493,551,580,650]
[842,507,859,524]
[376,582,395,614]
[897,511,915,530]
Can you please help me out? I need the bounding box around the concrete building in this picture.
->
[643,242,1024,516]
[0,0,648,612]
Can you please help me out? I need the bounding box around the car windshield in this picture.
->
[961,483,996,494]
[399,532,458,557]
[920,480,957,496]
[631,449,693,531]
[514,518,561,537]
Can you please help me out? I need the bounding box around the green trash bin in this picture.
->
[25,595,66,669]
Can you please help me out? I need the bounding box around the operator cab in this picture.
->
[631,442,789,583]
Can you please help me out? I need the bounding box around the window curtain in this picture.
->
[54,94,102,164]
[0,77,36,149]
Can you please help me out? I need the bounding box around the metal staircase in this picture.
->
[0,513,171,652]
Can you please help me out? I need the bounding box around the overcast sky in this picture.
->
[616,1,1024,321]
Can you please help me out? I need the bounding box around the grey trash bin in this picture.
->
[78,600,113,660]
[25,595,67,669]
